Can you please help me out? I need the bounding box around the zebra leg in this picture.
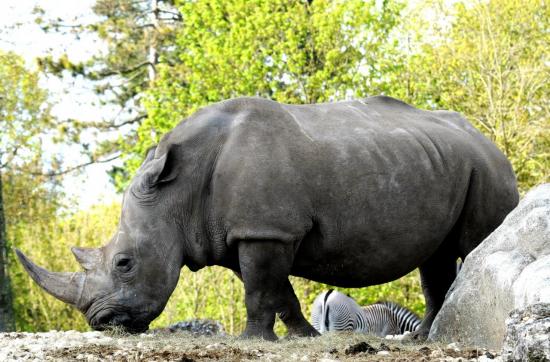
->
[237,239,297,341]
[412,247,457,340]
[278,280,320,337]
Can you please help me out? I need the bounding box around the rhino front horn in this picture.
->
[15,249,85,306]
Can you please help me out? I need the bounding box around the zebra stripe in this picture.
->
[376,301,421,333]
[359,303,401,337]
[310,290,401,337]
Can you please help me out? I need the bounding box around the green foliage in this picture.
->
[402,0,549,191]
[0,51,51,166]
[0,50,55,331]
[137,0,405,172]
[35,0,182,189]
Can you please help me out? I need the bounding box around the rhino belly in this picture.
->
[291,231,444,287]
[289,182,463,287]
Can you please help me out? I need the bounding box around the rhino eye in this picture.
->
[114,255,134,273]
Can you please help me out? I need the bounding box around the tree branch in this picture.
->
[65,114,146,131]
[0,146,19,170]
[28,153,121,177]
[92,61,152,78]
[158,9,182,21]
[138,23,157,29]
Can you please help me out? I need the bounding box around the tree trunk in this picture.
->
[148,0,160,83]
[0,168,15,331]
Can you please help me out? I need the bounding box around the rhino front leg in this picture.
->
[238,239,309,341]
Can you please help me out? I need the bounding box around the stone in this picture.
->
[501,303,550,362]
[169,319,225,336]
[152,319,225,336]
[344,341,377,355]
[429,184,550,349]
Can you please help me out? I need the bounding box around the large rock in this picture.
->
[429,183,550,349]
[501,303,550,361]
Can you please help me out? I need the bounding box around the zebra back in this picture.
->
[359,304,401,337]
[311,290,402,337]
[376,301,421,333]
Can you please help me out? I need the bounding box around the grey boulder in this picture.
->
[501,303,550,362]
[429,183,550,349]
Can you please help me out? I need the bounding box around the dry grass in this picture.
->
[47,331,499,361]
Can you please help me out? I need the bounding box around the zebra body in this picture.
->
[310,290,401,337]
[374,301,421,334]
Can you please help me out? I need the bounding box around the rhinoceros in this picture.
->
[17,96,519,340]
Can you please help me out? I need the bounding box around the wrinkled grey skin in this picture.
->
[17,96,519,340]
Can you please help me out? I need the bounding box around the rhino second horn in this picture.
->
[15,249,84,306]
[71,246,102,270]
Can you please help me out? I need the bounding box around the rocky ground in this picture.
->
[0,330,501,361]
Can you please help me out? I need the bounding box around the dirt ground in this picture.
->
[0,330,501,361]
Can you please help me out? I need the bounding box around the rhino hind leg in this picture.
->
[412,243,458,340]
[455,171,519,260]
[237,239,316,340]
[278,280,320,337]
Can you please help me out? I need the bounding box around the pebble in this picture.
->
[377,350,390,355]
[477,355,502,362]
[446,342,461,351]
[206,342,225,350]
[430,349,445,357]
[384,330,410,340]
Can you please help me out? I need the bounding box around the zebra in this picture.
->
[373,301,421,334]
[310,290,401,337]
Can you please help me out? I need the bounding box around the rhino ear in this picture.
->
[71,247,102,271]
[142,145,157,164]
[133,148,179,196]
[143,152,178,187]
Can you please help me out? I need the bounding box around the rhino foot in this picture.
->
[239,327,278,341]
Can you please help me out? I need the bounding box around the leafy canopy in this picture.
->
[0,51,51,168]
[404,0,549,190]
[134,0,405,180]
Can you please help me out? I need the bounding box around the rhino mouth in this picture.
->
[89,309,149,333]
[87,303,150,334]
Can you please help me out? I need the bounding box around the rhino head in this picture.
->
[16,146,186,333]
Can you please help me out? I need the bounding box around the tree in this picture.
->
[35,0,182,190]
[402,0,549,190]
[138,0,405,174]
[0,51,53,331]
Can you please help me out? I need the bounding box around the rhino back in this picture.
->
[175,96,515,285]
